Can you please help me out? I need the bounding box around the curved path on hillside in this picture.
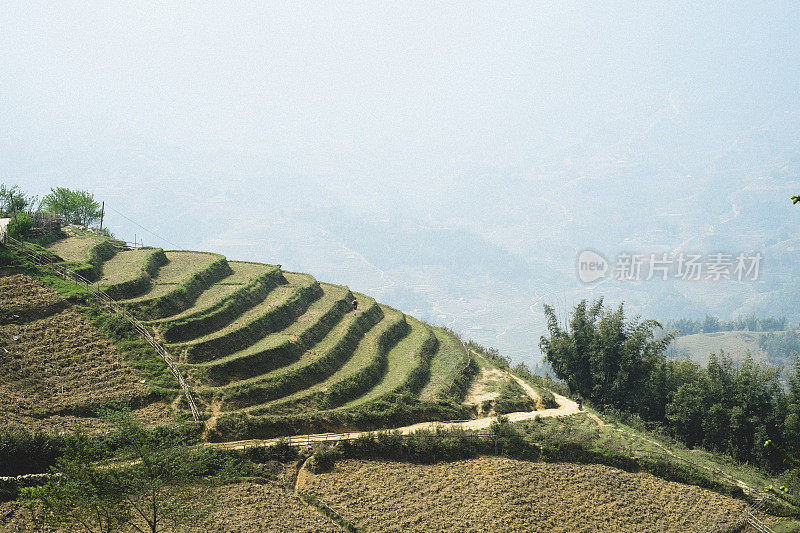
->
[205,369,590,451]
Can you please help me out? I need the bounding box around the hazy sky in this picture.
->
[3,2,799,187]
[4,2,800,361]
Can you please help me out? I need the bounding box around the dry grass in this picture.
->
[45,236,99,262]
[183,481,341,532]
[0,273,65,321]
[2,479,340,532]
[298,456,763,532]
[0,403,175,434]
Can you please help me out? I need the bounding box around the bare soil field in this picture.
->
[0,273,65,322]
[298,456,769,532]
[0,274,170,431]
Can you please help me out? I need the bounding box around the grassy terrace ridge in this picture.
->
[119,250,232,320]
[45,235,99,262]
[170,272,320,362]
[93,246,167,299]
[256,305,409,415]
[146,261,276,325]
[341,316,437,409]
[155,266,284,344]
[120,250,225,302]
[213,294,382,410]
[419,327,470,401]
[186,282,352,385]
[46,234,119,281]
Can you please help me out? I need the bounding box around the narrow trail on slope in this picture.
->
[463,366,505,406]
[205,367,591,451]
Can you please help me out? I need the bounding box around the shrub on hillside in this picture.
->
[309,445,340,473]
[494,380,535,415]
[242,439,298,464]
[0,430,66,476]
[332,422,539,467]
[7,213,33,240]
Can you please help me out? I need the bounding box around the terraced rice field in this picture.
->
[94,247,162,290]
[148,261,276,324]
[172,273,316,358]
[262,305,407,414]
[215,294,381,410]
[28,236,479,438]
[342,316,432,409]
[297,457,764,532]
[124,250,223,301]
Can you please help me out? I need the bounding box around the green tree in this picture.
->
[20,430,127,533]
[0,184,40,217]
[105,412,204,533]
[786,354,800,457]
[43,187,101,226]
[7,212,33,239]
[764,440,800,517]
[20,412,206,533]
[540,299,674,416]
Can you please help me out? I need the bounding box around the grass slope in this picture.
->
[419,328,469,401]
[45,236,98,262]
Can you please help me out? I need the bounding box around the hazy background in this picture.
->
[3,2,800,365]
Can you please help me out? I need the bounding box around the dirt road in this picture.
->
[206,370,591,451]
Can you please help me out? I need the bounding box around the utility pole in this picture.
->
[9,192,16,222]
[99,201,104,231]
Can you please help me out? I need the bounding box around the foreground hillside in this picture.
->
[2,234,799,532]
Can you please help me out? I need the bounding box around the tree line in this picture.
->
[664,315,788,336]
[1,184,102,239]
[540,299,800,472]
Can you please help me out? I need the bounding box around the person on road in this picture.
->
[352,298,359,315]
